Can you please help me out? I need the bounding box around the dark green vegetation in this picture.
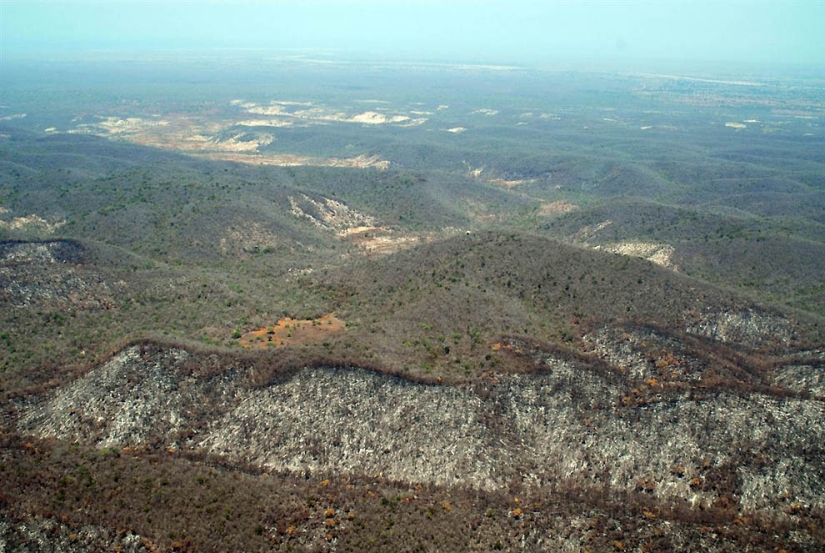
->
[1,58,824,550]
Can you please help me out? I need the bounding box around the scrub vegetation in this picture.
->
[1,58,824,550]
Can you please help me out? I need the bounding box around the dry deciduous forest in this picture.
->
[1,55,824,551]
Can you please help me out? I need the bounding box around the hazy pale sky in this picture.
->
[2,1,823,67]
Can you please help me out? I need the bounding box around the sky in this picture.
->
[2,1,824,68]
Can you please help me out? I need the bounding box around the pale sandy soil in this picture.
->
[70,115,227,152]
[239,101,417,126]
[346,111,410,124]
[93,116,170,134]
[215,132,274,152]
[342,227,442,257]
[245,105,286,116]
[594,241,677,270]
[62,101,409,168]
[192,152,390,169]
[235,119,294,127]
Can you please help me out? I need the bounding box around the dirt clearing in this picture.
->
[239,314,346,349]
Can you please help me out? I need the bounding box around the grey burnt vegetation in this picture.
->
[1,58,824,551]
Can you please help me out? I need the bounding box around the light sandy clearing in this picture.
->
[346,111,410,124]
[240,101,415,126]
[0,212,66,234]
[193,152,390,169]
[235,119,294,127]
[213,132,274,152]
[595,241,677,270]
[341,227,451,257]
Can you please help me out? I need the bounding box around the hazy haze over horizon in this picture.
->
[2,1,824,73]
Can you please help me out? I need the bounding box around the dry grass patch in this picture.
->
[239,314,346,349]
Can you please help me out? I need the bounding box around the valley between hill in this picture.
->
[1,59,824,551]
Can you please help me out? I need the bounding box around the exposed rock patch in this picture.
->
[772,358,825,399]
[203,369,498,488]
[18,344,825,515]
[686,308,794,347]
[19,348,196,448]
[288,193,378,234]
[0,513,148,553]
[0,209,66,235]
[0,240,112,310]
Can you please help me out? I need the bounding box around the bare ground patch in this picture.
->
[192,152,390,169]
[341,227,450,257]
[595,241,678,270]
[65,112,391,169]
[239,314,346,349]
